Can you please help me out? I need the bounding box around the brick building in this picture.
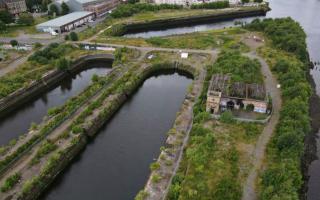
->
[0,0,27,15]
[65,0,119,17]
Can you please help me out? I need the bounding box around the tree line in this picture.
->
[246,17,311,200]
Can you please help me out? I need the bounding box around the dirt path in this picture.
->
[241,51,282,200]
[76,41,219,58]
[0,51,34,77]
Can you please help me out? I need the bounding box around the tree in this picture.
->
[0,20,6,33]
[48,4,59,16]
[61,2,69,15]
[10,40,18,47]
[41,0,51,11]
[69,32,78,41]
[0,11,14,24]
[220,110,235,123]
[241,0,249,3]
[17,13,34,25]
[25,0,42,11]
[55,58,69,71]
[34,42,42,49]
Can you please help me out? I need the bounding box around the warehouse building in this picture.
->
[36,11,95,34]
[53,0,119,17]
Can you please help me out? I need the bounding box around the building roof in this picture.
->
[208,74,230,94]
[36,11,93,28]
[208,74,266,101]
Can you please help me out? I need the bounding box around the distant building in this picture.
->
[0,0,6,11]
[36,11,95,33]
[206,74,268,114]
[153,0,240,6]
[0,0,27,15]
[53,0,119,17]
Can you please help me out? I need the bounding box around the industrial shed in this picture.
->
[206,74,268,114]
[36,11,95,34]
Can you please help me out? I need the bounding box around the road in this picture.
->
[241,51,282,200]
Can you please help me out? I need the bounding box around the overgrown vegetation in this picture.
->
[110,3,183,18]
[211,50,263,83]
[28,43,74,65]
[143,28,248,51]
[191,1,229,9]
[246,18,311,199]
[1,172,21,192]
[0,43,89,98]
[166,52,263,199]
[30,140,57,165]
[245,17,308,62]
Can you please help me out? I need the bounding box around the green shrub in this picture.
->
[220,111,235,123]
[30,140,57,165]
[194,112,211,123]
[150,162,160,171]
[1,172,21,192]
[17,13,34,25]
[151,174,162,183]
[135,190,149,200]
[213,177,241,200]
[55,58,70,71]
[10,40,18,47]
[69,32,79,41]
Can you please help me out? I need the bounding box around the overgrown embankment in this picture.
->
[245,17,312,199]
[0,43,113,117]
[104,6,269,37]
[1,51,196,200]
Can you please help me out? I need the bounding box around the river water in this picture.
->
[0,62,111,146]
[41,71,192,200]
[126,1,320,199]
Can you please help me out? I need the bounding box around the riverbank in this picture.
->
[302,71,320,199]
[81,5,269,41]
[118,7,268,36]
[0,54,114,118]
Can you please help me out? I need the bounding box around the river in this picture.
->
[125,1,320,199]
[0,61,111,146]
[41,71,192,200]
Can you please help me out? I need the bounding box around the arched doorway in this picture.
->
[227,100,235,110]
[236,99,244,109]
[246,104,255,112]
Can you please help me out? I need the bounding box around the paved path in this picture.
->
[241,51,282,200]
